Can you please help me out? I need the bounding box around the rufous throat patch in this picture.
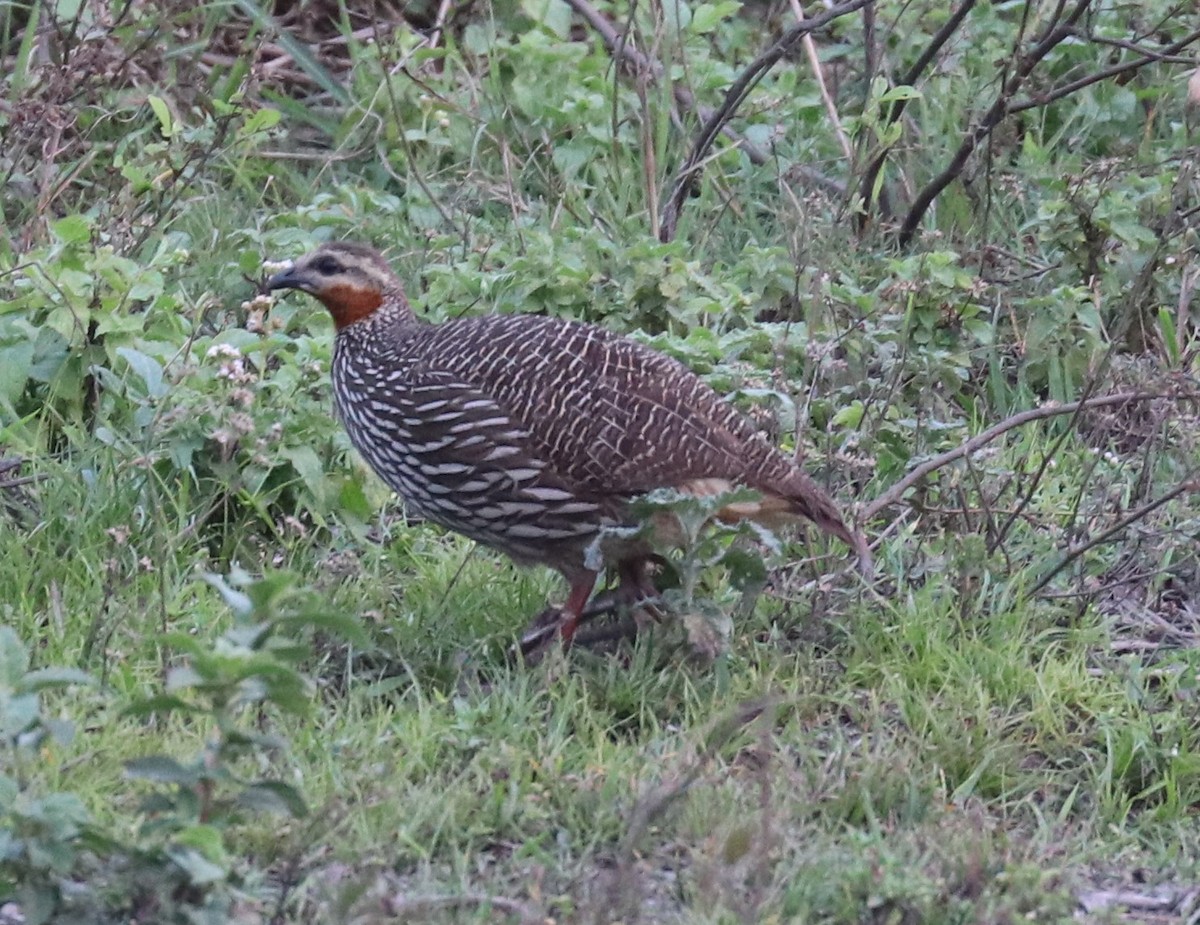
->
[321,284,383,329]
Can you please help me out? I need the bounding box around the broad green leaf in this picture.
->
[147,94,175,138]
[691,2,741,34]
[521,0,572,37]
[203,573,253,617]
[242,107,281,135]
[281,444,329,506]
[124,755,198,784]
[236,780,309,817]
[50,215,92,245]
[175,823,230,862]
[0,627,30,685]
[20,667,92,691]
[116,347,166,398]
[1,692,39,738]
[0,342,34,405]
[122,694,200,718]
[832,401,865,428]
[167,846,228,885]
[878,84,921,104]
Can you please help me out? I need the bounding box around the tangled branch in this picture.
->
[862,390,1185,522]
[658,0,875,242]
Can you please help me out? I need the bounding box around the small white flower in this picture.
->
[206,343,243,360]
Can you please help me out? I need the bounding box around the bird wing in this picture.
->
[422,316,777,497]
[334,363,610,553]
[397,315,867,565]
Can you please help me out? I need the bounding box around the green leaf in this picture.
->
[1,692,39,738]
[124,755,199,784]
[203,572,253,617]
[691,2,741,33]
[721,547,768,590]
[164,664,206,692]
[50,214,92,245]
[281,444,328,505]
[241,107,281,135]
[832,401,865,428]
[147,94,175,138]
[19,667,93,692]
[0,342,34,406]
[122,694,200,718]
[521,0,572,37]
[0,627,30,684]
[115,347,166,398]
[128,268,165,302]
[877,84,921,104]
[236,780,309,817]
[462,22,497,55]
[0,773,18,806]
[337,477,373,520]
[167,846,228,885]
[175,823,229,862]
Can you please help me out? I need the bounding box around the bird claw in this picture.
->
[511,588,666,664]
[513,591,619,659]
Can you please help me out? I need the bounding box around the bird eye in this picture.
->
[313,256,342,275]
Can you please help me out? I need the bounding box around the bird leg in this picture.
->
[557,570,599,647]
[514,559,668,661]
[514,590,620,661]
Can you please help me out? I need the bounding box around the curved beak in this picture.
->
[265,262,310,293]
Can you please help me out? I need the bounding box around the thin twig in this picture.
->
[854,0,978,230]
[659,0,875,242]
[1007,27,1200,115]
[561,0,775,167]
[897,0,1095,246]
[1072,26,1200,64]
[1026,472,1200,597]
[862,391,1186,522]
[789,0,853,161]
[427,0,455,50]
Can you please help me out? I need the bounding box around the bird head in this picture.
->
[266,241,408,329]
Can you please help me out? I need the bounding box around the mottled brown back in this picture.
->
[334,308,866,567]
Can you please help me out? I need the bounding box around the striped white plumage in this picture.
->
[266,241,872,642]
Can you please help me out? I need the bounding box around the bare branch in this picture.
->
[1074,27,1200,65]
[862,390,1190,522]
[789,0,853,161]
[897,0,1095,246]
[1026,471,1200,597]
[659,0,875,243]
[1008,27,1200,115]
[854,0,979,231]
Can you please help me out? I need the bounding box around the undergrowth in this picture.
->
[1,0,1198,921]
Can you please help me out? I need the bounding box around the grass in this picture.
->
[2,0,1199,921]
[10,448,1196,920]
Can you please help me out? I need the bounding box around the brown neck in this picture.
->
[322,285,414,331]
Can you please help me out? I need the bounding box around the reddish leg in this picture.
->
[559,570,598,647]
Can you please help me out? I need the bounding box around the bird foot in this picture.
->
[511,589,663,664]
[514,592,620,660]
